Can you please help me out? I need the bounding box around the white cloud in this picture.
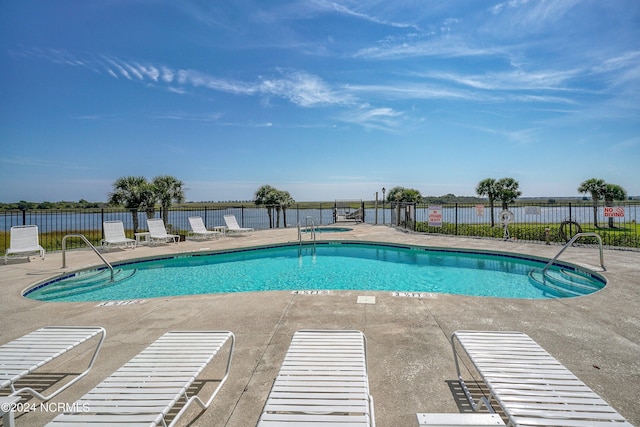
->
[354,36,507,60]
[338,105,404,131]
[259,70,352,107]
[311,0,420,31]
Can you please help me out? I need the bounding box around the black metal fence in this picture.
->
[0,204,348,253]
[391,201,639,248]
[2,201,639,253]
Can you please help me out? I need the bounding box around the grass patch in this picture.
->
[415,222,639,248]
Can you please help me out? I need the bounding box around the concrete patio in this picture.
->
[1,224,638,426]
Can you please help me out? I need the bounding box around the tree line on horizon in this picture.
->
[1,176,630,229]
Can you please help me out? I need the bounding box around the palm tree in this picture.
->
[385,186,422,203]
[108,176,151,233]
[151,175,186,228]
[139,184,158,221]
[578,178,606,228]
[495,177,522,210]
[602,183,627,228]
[254,185,279,228]
[475,178,498,226]
[276,190,295,228]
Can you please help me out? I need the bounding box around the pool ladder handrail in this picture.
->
[297,220,316,256]
[541,232,605,275]
[62,234,115,282]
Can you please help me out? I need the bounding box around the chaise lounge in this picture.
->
[0,326,106,401]
[147,218,180,245]
[451,330,632,426]
[188,216,222,240]
[101,220,136,250]
[223,214,254,234]
[3,225,46,264]
[257,329,376,426]
[45,330,235,426]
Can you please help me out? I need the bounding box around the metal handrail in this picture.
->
[62,234,114,282]
[310,220,316,250]
[542,232,605,275]
[297,221,316,256]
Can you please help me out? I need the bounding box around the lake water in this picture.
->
[1,204,637,232]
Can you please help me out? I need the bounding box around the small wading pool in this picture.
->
[24,241,606,302]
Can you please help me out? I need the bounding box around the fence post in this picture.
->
[569,202,572,223]
[101,209,105,239]
[22,209,26,226]
[455,203,458,235]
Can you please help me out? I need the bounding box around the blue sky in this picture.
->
[2,0,639,202]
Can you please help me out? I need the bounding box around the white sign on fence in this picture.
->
[525,206,541,215]
[604,207,625,217]
[475,205,484,217]
[428,205,443,227]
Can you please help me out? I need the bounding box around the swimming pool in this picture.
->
[23,241,605,302]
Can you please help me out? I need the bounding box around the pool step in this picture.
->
[528,269,602,297]
[559,269,602,290]
[37,269,117,294]
[32,269,137,301]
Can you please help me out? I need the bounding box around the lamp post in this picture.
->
[382,187,386,225]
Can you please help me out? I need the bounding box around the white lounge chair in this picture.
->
[257,329,376,426]
[4,225,45,264]
[451,330,633,427]
[223,214,254,234]
[0,326,105,402]
[45,330,234,427]
[188,216,222,240]
[146,218,180,244]
[101,220,136,250]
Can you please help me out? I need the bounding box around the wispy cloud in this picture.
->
[23,48,354,108]
[610,136,640,153]
[419,68,583,91]
[149,112,223,122]
[338,105,404,132]
[461,123,540,146]
[259,70,353,106]
[345,82,480,102]
[353,35,507,60]
[489,0,582,30]
[590,51,640,90]
[310,0,420,31]
[0,156,91,170]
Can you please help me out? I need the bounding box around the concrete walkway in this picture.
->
[1,224,638,426]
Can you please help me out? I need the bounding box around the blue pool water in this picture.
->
[24,242,605,302]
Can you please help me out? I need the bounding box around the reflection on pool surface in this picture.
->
[24,241,605,302]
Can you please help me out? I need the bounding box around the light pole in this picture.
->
[382,187,386,225]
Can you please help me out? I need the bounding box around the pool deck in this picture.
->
[1,224,639,426]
